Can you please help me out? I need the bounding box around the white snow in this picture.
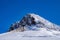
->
[30,13,59,28]
[0,13,60,40]
[0,28,60,40]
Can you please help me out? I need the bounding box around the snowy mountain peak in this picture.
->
[1,13,60,40]
[8,13,60,32]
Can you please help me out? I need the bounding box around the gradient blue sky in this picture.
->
[0,0,60,33]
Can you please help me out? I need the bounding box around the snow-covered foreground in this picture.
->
[0,28,60,40]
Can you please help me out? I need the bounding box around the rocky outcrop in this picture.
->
[8,13,60,32]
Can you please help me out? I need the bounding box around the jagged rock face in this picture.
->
[8,13,60,32]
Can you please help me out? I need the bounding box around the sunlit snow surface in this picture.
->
[0,13,60,40]
[0,28,60,40]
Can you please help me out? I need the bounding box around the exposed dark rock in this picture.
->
[8,14,60,32]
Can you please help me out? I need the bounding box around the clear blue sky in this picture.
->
[0,0,60,33]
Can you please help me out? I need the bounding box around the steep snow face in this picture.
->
[30,14,60,29]
[8,13,60,32]
[0,28,60,40]
[30,14,53,26]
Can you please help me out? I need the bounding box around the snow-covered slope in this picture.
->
[0,28,60,40]
[0,13,60,40]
